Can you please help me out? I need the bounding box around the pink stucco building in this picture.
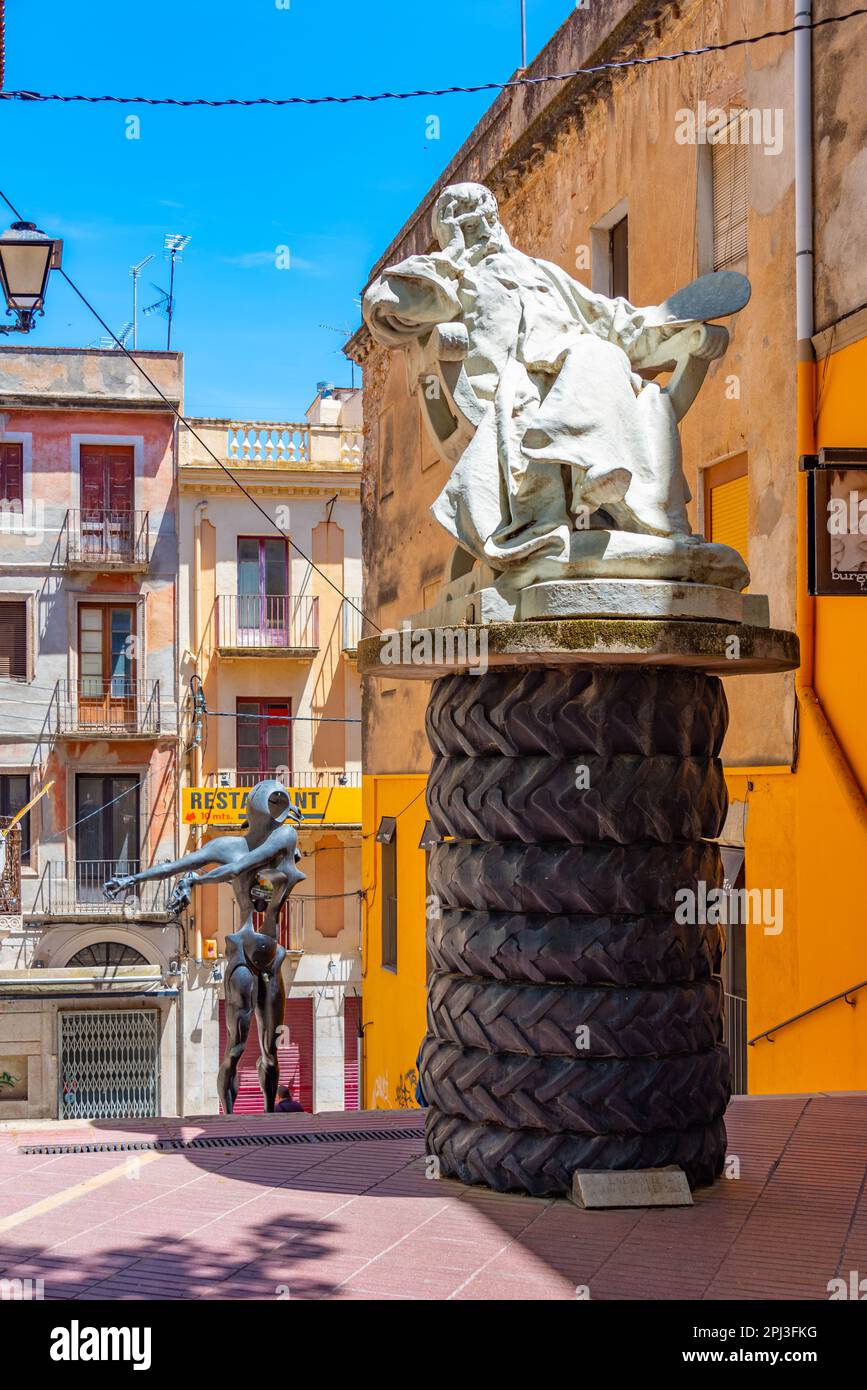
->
[0,346,191,1118]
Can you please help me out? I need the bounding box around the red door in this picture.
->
[344,996,361,1111]
[0,443,23,508]
[80,446,134,558]
[235,698,292,786]
[218,996,313,1114]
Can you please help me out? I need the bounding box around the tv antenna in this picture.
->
[143,283,173,337]
[130,254,155,350]
[319,321,358,389]
[151,233,192,349]
[89,321,134,350]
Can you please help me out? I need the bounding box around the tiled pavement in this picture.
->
[0,1094,864,1300]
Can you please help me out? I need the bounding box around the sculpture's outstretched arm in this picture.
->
[102,843,230,900]
[191,831,296,886]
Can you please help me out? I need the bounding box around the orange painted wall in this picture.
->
[360,774,428,1110]
[734,333,867,1093]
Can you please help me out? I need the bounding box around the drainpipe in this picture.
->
[792,1,867,830]
[192,499,208,786]
[191,499,208,964]
[794,0,816,694]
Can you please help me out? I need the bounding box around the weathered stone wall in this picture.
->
[813,0,867,331]
[352,0,807,774]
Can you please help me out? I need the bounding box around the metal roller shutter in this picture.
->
[708,472,749,560]
[218,996,314,1114]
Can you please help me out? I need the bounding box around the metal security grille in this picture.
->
[725,992,748,1095]
[58,1010,160,1120]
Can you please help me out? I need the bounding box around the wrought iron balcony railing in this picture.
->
[54,678,161,736]
[0,818,22,915]
[33,859,170,917]
[61,509,150,569]
[211,769,361,789]
[342,598,363,653]
[215,594,319,652]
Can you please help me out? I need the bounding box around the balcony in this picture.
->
[212,769,361,790]
[215,594,319,656]
[32,860,171,918]
[232,896,304,956]
[182,418,363,473]
[54,679,161,737]
[342,598,363,655]
[60,509,150,571]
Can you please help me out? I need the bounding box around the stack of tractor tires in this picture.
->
[421,666,732,1197]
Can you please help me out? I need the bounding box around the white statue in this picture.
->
[363,182,750,593]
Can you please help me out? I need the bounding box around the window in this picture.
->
[237,537,288,599]
[0,773,31,864]
[236,699,292,785]
[711,114,748,269]
[591,199,628,298]
[80,445,134,514]
[78,445,135,560]
[609,215,629,299]
[704,455,749,567]
[78,604,136,704]
[68,942,148,968]
[0,601,27,681]
[0,442,23,508]
[376,817,397,971]
[75,773,140,903]
[236,537,289,640]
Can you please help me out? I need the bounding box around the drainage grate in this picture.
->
[19,1125,426,1156]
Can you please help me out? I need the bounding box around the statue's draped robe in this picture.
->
[365,242,699,573]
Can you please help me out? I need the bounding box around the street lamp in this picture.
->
[0,222,63,335]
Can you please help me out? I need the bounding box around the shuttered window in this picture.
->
[711,113,748,269]
[0,443,24,507]
[344,995,361,1110]
[704,456,749,570]
[0,602,27,681]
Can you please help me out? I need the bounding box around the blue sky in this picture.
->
[1,0,577,419]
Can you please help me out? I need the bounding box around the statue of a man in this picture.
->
[104,780,305,1114]
[363,181,749,591]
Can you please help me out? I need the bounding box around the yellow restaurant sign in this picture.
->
[182,785,361,828]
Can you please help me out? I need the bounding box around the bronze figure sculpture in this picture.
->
[104,779,305,1113]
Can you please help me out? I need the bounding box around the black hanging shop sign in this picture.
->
[802,447,867,596]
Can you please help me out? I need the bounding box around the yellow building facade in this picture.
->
[178,388,365,1112]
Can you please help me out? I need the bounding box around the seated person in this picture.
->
[275,1083,304,1114]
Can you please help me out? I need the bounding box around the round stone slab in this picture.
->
[661,269,751,324]
[358,618,799,679]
